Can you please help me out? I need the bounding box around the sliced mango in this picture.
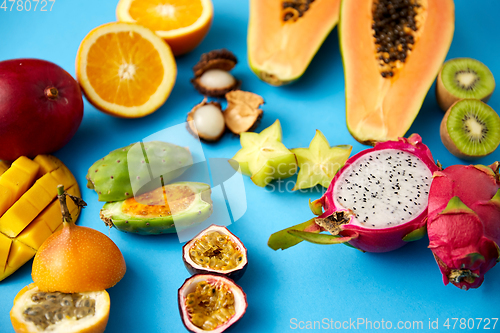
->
[53,223,64,233]
[16,218,53,251]
[0,169,75,237]
[0,155,81,282]
[23,174,59,212]
[0,156,40,217]
[0,184,13,219]
[33,154,63,178]
[38,185,81,233]
[0,232,12,270]
[0,240,36,280]
[7,240,36,268]
[51,167,77,188]
[0,201,40,237]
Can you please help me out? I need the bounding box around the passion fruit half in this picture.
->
[10,284,110,333]
[178,274,247,333]
[183,225,248,281]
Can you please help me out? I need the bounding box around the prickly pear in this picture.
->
[87,141,193,202]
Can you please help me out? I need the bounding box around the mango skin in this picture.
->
[0,59,83,161]
[100,182,212,235]
[0,155,81,282]
[87,141,193,202]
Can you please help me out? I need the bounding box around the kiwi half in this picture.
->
[440,99,500,160]
[436,58,495,111]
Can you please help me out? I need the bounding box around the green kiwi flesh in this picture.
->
[442,58,495,98]
[441,99,500,159]
[437,58,496,111]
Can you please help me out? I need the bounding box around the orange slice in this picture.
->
[116,0,213,56]
[76,22,177,118]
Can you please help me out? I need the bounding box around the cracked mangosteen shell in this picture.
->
[186,100,226,142]
[178,274,247,333]
[191,49,241,97]
[192,49,238,77]
[183,225,248,281]
[224,90,264,135]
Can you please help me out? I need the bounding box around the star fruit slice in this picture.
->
[232,120,297,187]
[291,130,351,190]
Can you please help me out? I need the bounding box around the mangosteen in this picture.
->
[183,225,248,281]
[187,100,226,142]
[223,90,264,135]
[178,274,247,333]
[191,49,241,97]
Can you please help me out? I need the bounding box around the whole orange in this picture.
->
[116,0,213,56]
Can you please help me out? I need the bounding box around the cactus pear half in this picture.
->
[269,134,439,253]
[427,163,500,290]
[100,182,212,235]
[87,141,193,202]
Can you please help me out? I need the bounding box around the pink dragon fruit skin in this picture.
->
[314,134,440,253]
[427,164,500,290]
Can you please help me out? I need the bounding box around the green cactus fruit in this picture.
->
[100,181,212,235]
[87,141,193,202]
[232,120,297,187]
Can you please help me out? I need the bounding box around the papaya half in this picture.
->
[248,0,341,86]
[340,0,455,144]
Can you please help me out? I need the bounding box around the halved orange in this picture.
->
[116,0,213,56]
[76,22,177,118]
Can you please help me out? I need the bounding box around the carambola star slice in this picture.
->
[291,130,351,190]
[232,120,296,187]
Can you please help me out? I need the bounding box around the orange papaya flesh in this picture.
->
[0,155,81,282]
[340,0,454,144]
[248,0,341,86]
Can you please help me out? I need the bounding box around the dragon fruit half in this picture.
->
[268,134,439,253]
[427,163,500,290]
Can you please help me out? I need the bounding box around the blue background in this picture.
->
[1,0,500,332]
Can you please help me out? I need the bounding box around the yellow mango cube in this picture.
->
[34,173,61,198]
[24,183,54,212]
[0,200,40,237]
[38,200,62,233]
[0,184,13,218]
[13,156,40,175]
[34,155,62,178]
[7,240,36,268]
[0,156,40,217]
[0,232,13,269]
[53,223,64,233]
[41,185,80,232]
[0,240,36,281]
[17,218,53,251]
[50,167,77,188]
